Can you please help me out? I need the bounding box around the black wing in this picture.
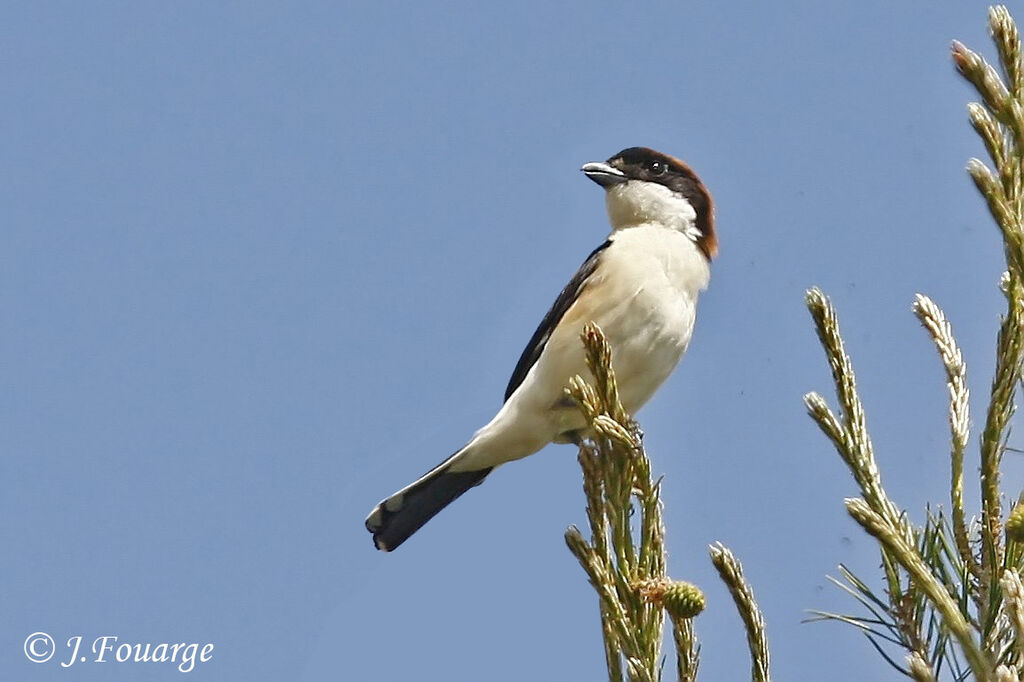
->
[504,240,611,401]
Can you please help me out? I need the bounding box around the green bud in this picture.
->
[663,581,706,620]
[1006,503,1024,542]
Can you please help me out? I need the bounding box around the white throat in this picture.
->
[604,181,700,241]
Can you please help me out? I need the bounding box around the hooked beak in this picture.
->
[581,161,628,188]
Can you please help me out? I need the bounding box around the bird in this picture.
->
[365,146,717,552]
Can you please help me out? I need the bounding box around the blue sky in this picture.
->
[1,2,1017,680]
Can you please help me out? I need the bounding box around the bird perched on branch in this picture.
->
[365,146,717,551]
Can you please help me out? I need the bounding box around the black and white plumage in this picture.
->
[365,147,717,552]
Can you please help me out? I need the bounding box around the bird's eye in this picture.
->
[647,160,667,176]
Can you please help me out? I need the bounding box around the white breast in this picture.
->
[591,224,709,412]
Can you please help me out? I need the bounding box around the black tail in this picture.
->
[365,464,492,552]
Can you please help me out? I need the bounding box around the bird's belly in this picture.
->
[464,286,696,468]
[597,289,694,414]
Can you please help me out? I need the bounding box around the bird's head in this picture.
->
[582,147,716,259]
